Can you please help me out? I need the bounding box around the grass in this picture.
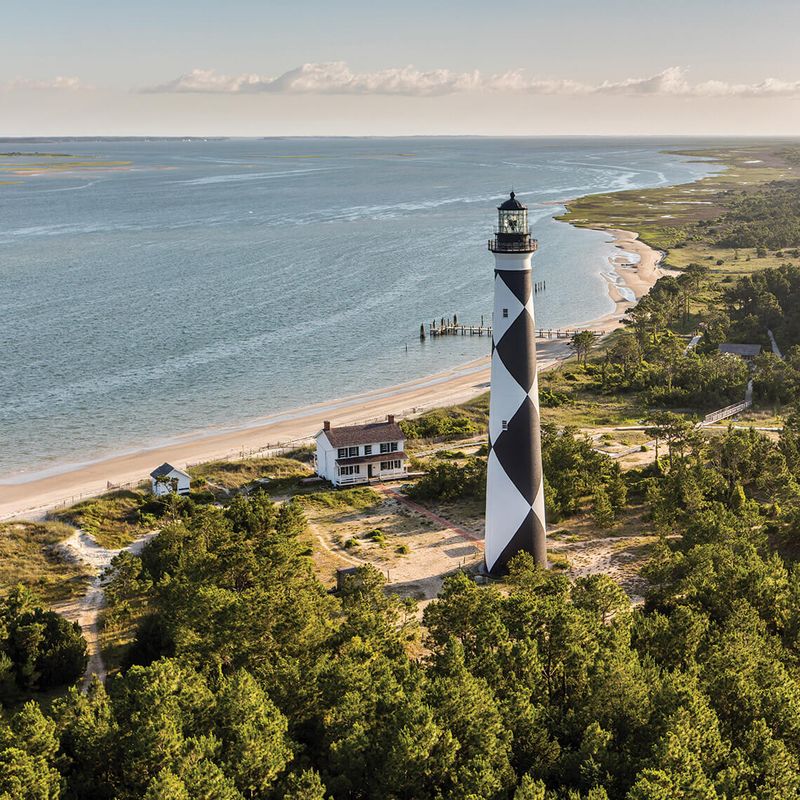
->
[538,353,648,429]
[0,521,90,604]
[402,394,489,447]
[188,451,314,495]
[299,487,382,511]
[0,160,132,173]
[52,489,150,549]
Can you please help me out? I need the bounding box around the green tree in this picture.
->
[569,330,596,368]
[572,575,629,625]
[213,670,293,797]
[143,770,191,800]
[282,770,329,800]
[53,678,117,799]
[514,774,546,799]
[592,486,615,528]
[0,702,61,800]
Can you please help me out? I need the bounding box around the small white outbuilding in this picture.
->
[149,462,191,496]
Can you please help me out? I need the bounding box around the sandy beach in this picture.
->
[0,227,663,521]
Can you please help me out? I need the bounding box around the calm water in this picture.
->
[0,137,718,479]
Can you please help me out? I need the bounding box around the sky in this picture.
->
[3,0,800,136]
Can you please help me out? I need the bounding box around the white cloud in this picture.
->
[143,64,800,99]
[4,76,88,91]
[144,63,482,96]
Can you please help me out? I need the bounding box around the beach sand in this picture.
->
[0,227,663,521]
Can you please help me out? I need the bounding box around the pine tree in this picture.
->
[592,486,615,528]
[214,669,293,797]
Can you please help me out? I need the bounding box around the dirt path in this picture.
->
[548,533,657,604]
[377,487,484,548]
[54,530,157,687]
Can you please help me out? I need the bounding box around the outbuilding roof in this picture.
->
[149,462,190,479]
[718,343,762,357]
[320,420,404,447]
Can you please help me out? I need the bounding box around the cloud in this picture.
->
[143,64,800,99]
[4,75,88,91]
[143,63,481,96]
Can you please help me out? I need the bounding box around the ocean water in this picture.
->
[0,137,718,480]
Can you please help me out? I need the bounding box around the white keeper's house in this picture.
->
[149,462,191,496]
[314,415,408,486]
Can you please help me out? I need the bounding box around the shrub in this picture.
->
[400,409,480,440]
[0,587,88,698]
[301,487,381,510]
[436,449,466,459]
[539,389,572,408]
[407,458,487,502]
[366,529,386,545]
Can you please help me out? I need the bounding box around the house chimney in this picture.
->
[387,414,395,424]
[323,420,331,431]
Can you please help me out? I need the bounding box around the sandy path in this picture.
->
[54,530,157,687]
[549,533,656,605]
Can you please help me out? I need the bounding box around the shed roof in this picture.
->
[149,462,190,480]
[320,420,404,447]
[718,343,762,357]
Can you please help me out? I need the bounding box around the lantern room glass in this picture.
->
[498,208,528,234]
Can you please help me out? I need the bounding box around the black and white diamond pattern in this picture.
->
[485,266,547,573]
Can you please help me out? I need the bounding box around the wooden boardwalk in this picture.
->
[424,319,601,340]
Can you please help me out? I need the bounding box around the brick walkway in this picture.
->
[377,486,484,550]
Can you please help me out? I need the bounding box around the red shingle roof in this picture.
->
[320,420,404,447]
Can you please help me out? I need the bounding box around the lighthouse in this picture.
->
[484,192,547,574]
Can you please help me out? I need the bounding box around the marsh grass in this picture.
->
[558,144,800,278]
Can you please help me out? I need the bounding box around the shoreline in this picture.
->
[0,227,662,522]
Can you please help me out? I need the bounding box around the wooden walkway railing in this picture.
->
[700,399,753,426]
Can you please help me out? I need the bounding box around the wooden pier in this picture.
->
[424,316,601,340]
[427,321,493,338]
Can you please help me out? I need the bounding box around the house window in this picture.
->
[337,447,348,459]
[502,420,508,431]
[380,441,398,454]
[348,446,359,457]
[502,308,509,318]
[380,460,402,471]
[339,465,360,476]
[364,445,372,455]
